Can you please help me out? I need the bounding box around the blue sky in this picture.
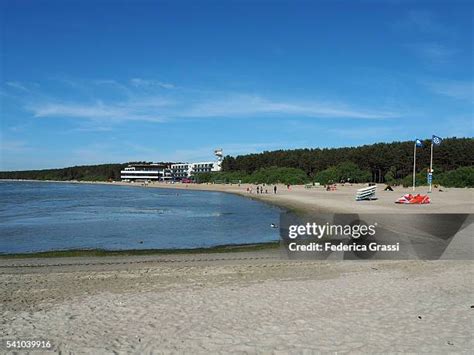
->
[1,0,472,170]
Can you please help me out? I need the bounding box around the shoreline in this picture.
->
[2,179,473,259]
[0,242,279,259]
[0,178,303,212]
[2,178,473,215]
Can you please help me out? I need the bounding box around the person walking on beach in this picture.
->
[274,185,277,194]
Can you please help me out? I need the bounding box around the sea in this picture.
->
[0,181,281,254]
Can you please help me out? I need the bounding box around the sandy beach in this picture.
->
[148,181,474,214]
[1,251,473,353]
[1,181,473,353]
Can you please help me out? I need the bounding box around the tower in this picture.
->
[214,148,223,171]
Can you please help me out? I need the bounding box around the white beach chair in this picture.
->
[356,185,377,201]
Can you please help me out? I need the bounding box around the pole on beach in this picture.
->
[429,141,434,193]
[412,142,417,191]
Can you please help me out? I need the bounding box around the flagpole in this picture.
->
[412,142,416,191]
[429,141,433,193]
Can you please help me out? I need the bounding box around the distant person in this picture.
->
[287,184,290,190]
[274,185,277,194]
[265,188,268,194]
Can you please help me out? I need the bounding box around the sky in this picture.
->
[0,0,473,170]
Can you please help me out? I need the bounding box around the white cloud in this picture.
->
[92,79,133,96]
[393,10,456,40]
[408,43,457,64]
[403,10,452,36]
[5,81,30,92]
[183,95,397,120]
[130,78,175,89]
[28,94,398,123]
[395,10,458,67]
[12,77,399,124]
[30,100,168,122]
[69,125,115,132]
[425,80,473,101]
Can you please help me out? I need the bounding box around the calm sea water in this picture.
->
[0,181,281,254]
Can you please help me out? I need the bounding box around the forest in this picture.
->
[217,137,473,186]
[0,163,127,181]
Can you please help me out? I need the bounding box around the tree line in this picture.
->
[196,164,474,187]
[221,137,474,184]
[196,167,310,185]
[0,164,127,181]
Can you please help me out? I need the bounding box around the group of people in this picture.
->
[247,184,278,194]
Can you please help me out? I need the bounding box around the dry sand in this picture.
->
[1,252,473,354]
[149,181,474,214]
[1,180,473,353]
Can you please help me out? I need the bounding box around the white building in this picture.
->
[171,149,223,179]
[120,163,173,182]
[171,162,220,179]
[121,149,224,182]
